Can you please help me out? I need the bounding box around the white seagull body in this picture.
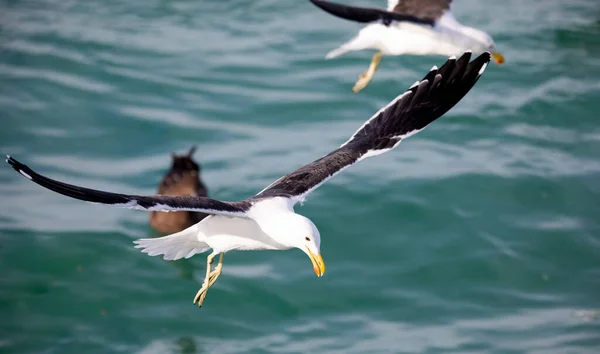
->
[310,0,504,92]
[6,52,491,307]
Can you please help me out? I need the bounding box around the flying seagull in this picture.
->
[6,52,490,307]
[150,145,209,234]
[309,0,504,92]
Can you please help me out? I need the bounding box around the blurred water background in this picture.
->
[1,0,600,353]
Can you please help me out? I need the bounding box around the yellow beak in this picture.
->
[491,52,505,65]
[306,247,325,277]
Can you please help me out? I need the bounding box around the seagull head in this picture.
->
[277,213,325,277]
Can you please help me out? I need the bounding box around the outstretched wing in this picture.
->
[387,0,452,20]
[256,51,490,203]
[6,156,250,218]
[309,0,435,27]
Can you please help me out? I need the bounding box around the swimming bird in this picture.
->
[309,0,504,92]
[6,52,490,307]
[150,146,209,234]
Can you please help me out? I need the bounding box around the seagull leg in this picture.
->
[207,253,224,287]
[193,252,216,307]
[353,51,382,93]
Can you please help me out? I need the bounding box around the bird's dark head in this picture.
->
[170,145,200,174]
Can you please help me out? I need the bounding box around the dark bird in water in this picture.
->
[150,146,209,234]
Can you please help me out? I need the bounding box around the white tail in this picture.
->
[325,25,383,59]
[326,44,353,59]
[325,38,363,59]
[134,223,209,261]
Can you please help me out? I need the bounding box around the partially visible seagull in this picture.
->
[150,145,209,235]
[6,52,490,308]
[309,0,504,92]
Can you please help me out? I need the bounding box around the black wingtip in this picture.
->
[406,50,491,122]
[6,155,17,168]
[479,51,492,63]
[5,156,35,181]
[477,51,491,60]
[309,0,434,26]
[309,0,377,24]
[465,52,492,77]
[450,51,491,75]
[461,51,491,64]
[449,51,490,63]
[458,51,472,63]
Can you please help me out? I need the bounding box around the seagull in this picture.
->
[6,52,490,307]
[309,0,504,92]
[150,145,210,235]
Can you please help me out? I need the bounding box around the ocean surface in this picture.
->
[1,0,600,353]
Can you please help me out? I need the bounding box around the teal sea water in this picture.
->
[2,0,600,352]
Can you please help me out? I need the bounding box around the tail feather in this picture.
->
[325,24,388,59]
[325,44,352,59]
[134,223,209,261]
[325,34,375,59]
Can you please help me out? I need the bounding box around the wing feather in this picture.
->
[389,0,453,20]
[6,156,250,218]
[256,52,490,203]
[309,0,435,27]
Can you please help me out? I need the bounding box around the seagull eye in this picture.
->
[305,237,310,241]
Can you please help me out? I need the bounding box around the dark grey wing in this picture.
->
[309,0,435,27]
[6,156,250,218]
[256,52,490,203]
[388,0,452,21]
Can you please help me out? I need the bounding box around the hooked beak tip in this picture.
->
[306,247,325,277]
[491,52,505,65]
